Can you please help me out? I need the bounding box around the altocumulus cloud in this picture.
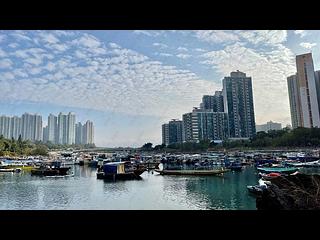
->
[0,30,217,120]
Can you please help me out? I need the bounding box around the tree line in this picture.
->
[0,135,96,157]
[140,127,320,152]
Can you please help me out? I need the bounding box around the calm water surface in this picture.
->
[0,165,269,210]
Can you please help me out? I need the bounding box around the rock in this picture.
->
[256,173,320,210]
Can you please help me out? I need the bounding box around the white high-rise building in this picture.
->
[34,114,43,141]
[82,120,94,144]
[47,114,57,144]
[75,122,83,145]
[288,53,320,128]
[57,112,76,145]
[10,116,22,139]
[0,115,11,139]
[67,112,76,145]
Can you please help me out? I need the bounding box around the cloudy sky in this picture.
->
[0,30,319,147]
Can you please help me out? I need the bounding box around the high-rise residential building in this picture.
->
[287,53,320,128]
[162,120,183,146]
[162,123,169,145]
[47,114,57,144]
[82,120,94,144]
[201,91,224,112]
[10,116,22,139]
[67,112,76,145]
[314,70,320,115]
[21,113,42,141]
[57,112,76,145]
[43,126,49,142]
[34,114,43,141]
[296,53,320,127]
[182,108,229,142]
[0,115,11,139]
[223,70,256,138]
[75,122,83,145]
[256,121,282,133]
[287,74,301,129]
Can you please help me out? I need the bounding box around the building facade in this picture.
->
[223,70,256,138]
[256,121,282,133]
[182,108,229,142]
[201,91,224,112]
[162,120,183,146]
[287,74,301,129]
[287,53,320,128]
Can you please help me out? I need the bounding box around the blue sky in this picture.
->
[1,30,320,147]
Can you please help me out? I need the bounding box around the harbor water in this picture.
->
[3,165,318,210]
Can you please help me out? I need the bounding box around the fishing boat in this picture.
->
[97,161,146,180]
[259,172,281,180]
[31,161,70,176]
[257,167,298,174]
[154,168,228,176]
[0,168,15,172]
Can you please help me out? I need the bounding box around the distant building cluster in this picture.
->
[287,53,320,129]
[0,112,94,145]
[162,70,257,145]
[256,121,282,133]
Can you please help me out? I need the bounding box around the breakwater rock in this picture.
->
[256,173,320,210]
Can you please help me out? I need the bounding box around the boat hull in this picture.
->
[31,167,70,176]
[154,169,228,176]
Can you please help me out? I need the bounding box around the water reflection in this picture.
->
[0,165,260,209]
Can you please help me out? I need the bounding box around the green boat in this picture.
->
[257,167,298,174]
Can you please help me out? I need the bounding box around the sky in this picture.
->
[0,30,320,147]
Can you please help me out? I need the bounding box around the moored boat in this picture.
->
[31,161,70,176]
[154,168,228,176]
[257,167,298,174]
[97,161,146,180]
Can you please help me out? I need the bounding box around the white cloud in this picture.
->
[8,43,19,48]
[0,59,13,69]
[39,32,60,44]
[294,30,307,38]
[133,30,164,37]
[109,42,121,48]
[153,42,168,48]
[300,42,317,49]
[201,42,295,125]
[176,53,191,59]
[1,31,217,123]
[194,48,206,52]
[158,52,173,57]
[194,30,239,44]
[0,48,7,57]
[177,47,188,52]
[238,30,287,45]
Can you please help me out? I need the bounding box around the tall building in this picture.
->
[162,120,183,146]
[0,115,11,139]
[34,114,43,141]
[47,114,57,144]
[314,70,320,115]
[57,112,76,145]
[223,70,256,138]
[43,126,49,142]
[10,116,22,139]
[182,108,229,142]
[287,53,320,128]
[162,123,169,145]
[287,74,301,129]
[83,120,94,144]
[256,121,282,133]
[57,112,67,144]
[296,53,320,127]
[21,113,42,141]
[75,122,83,144]
[67,112,76,145]
[201,91,224,112]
